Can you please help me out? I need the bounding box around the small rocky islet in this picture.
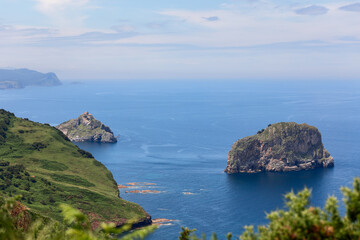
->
[225,122,334,174]
[56,112,117,143]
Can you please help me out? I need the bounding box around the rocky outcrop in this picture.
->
[225,122,334,174]
[131,214,152,229]
[56,112,117,143]
[0,68,61,89]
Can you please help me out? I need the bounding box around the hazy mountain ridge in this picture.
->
[0,68,61,89]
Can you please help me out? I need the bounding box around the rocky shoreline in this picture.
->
[131,214,153,229]
[117,182,177,228]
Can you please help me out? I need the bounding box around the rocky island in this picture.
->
[0,68,61,89]
[225,122,334,174]
[57,112,117,143]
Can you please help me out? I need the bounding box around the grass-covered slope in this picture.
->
[0,109,149,227]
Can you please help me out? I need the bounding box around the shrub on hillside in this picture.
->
[0,110,12,144]
[0,196,157,240]
[77,149,94,158]
[31,142,47,151]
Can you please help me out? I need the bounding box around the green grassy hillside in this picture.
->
[0,109,149,228]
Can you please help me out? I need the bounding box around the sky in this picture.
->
[0,0,360,80]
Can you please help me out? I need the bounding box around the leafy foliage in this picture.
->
[0,109,14,144]
[77,149,94,159]
[179,178,360,240]
[0,196,157,240]
[31,142,47,151]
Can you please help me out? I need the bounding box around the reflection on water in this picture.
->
[226,168,335,192]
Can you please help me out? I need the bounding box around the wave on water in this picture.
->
[140,143,179,155]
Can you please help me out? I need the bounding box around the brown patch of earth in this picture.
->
[182,192,196,195]
[88,212,127,230]
[126,182,157,186]
[118,182,157,189]
[125,190,161,194]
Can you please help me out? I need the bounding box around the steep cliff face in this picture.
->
[56,112,117,143]
[225,122,334,174]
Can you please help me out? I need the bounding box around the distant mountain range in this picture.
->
[0,68,61,89]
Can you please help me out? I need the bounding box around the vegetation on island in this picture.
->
[0,109,148,228]
[57,112,117,143]
[226,122,334,173]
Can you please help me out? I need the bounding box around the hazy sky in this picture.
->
[1,0,360,80]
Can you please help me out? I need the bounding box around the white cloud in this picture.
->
[10,1,360,49]
[111,25,136,33]
[295,5,329,15]
[2,0,360,80]
[35,0,89,14]
[133,3,360,48]
[34,0,91,28]
[339,3,360,12]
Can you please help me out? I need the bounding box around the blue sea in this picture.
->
[1,80,360,239]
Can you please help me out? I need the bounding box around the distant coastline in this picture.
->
[0,68,61,89]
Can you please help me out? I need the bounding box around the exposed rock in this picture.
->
[125,190,161,194]
[152,218,177,226]
[126,182,157,186]
[118,182,157,189]
[225,122,334,174]
[56,112,117,143]
[182,192,196,195]
[0,68,61,89]
[131,214,152,229]
[91,214,152,230]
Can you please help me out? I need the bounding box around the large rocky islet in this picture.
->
[225,122,334,174]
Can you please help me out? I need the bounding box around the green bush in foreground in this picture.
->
[0,196,157,240]
[2,178,360,239]
[181,177,360,240]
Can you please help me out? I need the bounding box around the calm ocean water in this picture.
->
[1,80,359,239]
